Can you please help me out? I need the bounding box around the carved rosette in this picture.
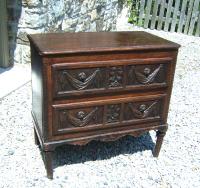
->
[106,104,121,123]
[108,67,123,87]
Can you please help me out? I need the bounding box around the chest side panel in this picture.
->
[31,44,44,136]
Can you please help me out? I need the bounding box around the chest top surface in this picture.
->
[28,31,180,56]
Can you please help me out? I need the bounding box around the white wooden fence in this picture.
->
[138,0,200,36]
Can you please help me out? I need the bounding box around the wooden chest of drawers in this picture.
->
[28,31,180,179]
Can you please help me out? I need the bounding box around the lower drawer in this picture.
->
[52,94,166,136]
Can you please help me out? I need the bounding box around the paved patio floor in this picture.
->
[0,64,31,99]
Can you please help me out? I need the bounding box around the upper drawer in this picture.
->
[52,58,171,99]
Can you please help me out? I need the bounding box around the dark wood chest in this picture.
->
[28,31,180,179]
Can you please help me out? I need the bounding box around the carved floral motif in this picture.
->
[106,104,121,123]
[108,67,123,87]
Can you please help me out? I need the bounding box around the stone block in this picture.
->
[7,0,124,64]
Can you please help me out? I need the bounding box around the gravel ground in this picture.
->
[0,25,200,187]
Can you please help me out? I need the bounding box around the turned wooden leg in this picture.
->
[34,127,40,146]
[43,150,54,179]
[153,130,166,157]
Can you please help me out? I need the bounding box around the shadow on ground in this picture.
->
[51,133,155,168]
[0,67,13,74]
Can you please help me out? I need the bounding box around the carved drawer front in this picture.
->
[52,94,165,136]
[53,67,106,97]
[127,64,166,86]
[123,100,162,121]
[52,59,169,98]
[56,106,104,130]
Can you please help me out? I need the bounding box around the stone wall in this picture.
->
[7,0,125,64]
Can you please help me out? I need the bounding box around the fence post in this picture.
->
[0,0,10,68]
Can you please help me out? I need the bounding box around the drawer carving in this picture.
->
[127,64,166,86]
[124,100,160,121]
[53,61,168,98]
[60,107,99,127]
[62,69,100,90]
[128,102,157,119]
[58,107,103,129]
[108,67,123,88]
[56,67,106,94]
[134,64,163,84]
[106,104,121,123]
[53,96,164,135]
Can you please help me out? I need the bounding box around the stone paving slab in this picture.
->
[0,64,31,99]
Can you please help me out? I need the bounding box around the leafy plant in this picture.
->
[127,0,140,24]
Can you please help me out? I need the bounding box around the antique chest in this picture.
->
[28,31,180,179]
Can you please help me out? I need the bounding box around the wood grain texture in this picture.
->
[29,31,180,179]
[177,0,187,33]
[157,0,166,30]
[188,0,200,35]
[138,0,146,26]
[139,0,200,36]
[195,13,200,36]
[184,0,195,34]
[144,0,152,28]
[170,0,181,32]
[164,0,173,31]
[150,0,161,29]
[27,31,180,56]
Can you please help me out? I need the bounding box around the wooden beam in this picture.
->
[0,0,10,68]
